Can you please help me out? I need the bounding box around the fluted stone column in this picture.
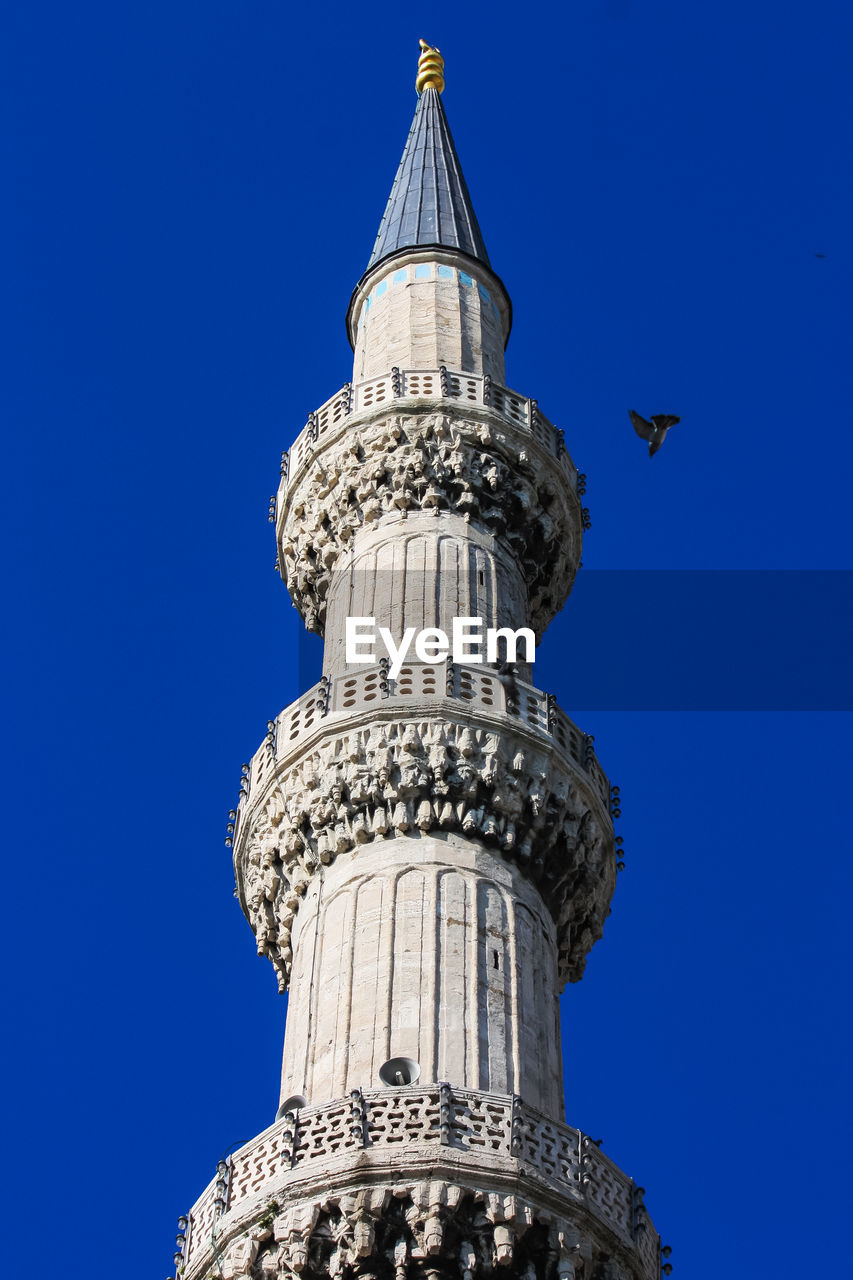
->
[321,513,531,679]
[280,836,563,1115]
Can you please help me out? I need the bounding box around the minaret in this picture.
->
[173,42,666,1280]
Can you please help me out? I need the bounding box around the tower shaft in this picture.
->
[281,836,563,1113]
[173,46,662,1280]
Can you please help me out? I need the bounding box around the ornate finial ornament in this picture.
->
[416,39,445,94]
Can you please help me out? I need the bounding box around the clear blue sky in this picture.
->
[2,3,851,1278]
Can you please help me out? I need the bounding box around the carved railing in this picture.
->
[180,1088,657,1276]
[283,368,572,481]
[234,661,610,850]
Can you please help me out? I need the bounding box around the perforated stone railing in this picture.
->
[180,1087,657,1276]
[233,660,610,847]
[282,367,572,482]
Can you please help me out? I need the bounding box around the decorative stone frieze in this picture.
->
[210,1186,618,1280]
[235,709,614,993]
[277,409,582,637]
[188,1175,653,1280]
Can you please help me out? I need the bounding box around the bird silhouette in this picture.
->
[629,409,681,457]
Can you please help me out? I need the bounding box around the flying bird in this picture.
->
[629,409,681,457]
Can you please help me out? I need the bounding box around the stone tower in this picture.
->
[172,42,667,1280]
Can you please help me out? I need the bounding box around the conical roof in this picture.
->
[366,87,491,273]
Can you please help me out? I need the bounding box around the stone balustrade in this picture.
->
[178,1087,658,1280]
[234,661,610,845]
[282,368,575,484]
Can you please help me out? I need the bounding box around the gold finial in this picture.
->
[416,39,445,94]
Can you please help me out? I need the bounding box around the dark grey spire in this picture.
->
[366,87,491,273]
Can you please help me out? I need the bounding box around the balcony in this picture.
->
[231,662,616,990]
[178,1087,659,1280]
[280,368,575,488]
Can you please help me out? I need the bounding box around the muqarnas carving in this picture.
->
[237,717,614,994]
[277,413,582,636]
[215,1180,642,1280]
